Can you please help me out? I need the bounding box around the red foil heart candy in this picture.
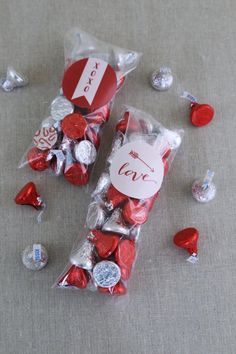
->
[122,199,149,225]
[15,182,44,209]
[58,265,88,289]
[115,240,136,280]
[173,227,199,263]
[87,230,119,259]
[64,163,89,185]
[98,281,127,296]
[27,147,50,171]
[105,184,129,211]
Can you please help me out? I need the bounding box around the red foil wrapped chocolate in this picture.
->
[27,147,50,171]
[190,103,214,127]
[15,182,43,209]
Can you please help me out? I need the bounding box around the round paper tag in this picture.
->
[62,58,117,112]
[110,141,164,199]
[33,126,58,150]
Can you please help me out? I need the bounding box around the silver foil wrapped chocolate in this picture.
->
[192,170,216,203]
[70,240,94,270]
[74,140,97,165]
[22,244,48,271]
[150,67,173,91]
[86,202,107,229]
[102,208,130,236]
[93,261,121,288]
[1,66,28,92]
[50,96,74,121]
[47,149,65,176]
[91,172,111,198]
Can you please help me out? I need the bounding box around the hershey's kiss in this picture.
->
[74,140,97,165]
[192,170,216,203]
[1,66,28,92]
[93,261,121,288]
[46,149,65,176]
[91,172,111,199]
[102,208,130,236]
[60,135,74,152]
[150,67,173,91]
[22,244,48,270]
[50,96,74,121]
[70,240,94,270]
[116,51,139,72]
[86,202,107,229]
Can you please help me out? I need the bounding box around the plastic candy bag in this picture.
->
[54,106,183,295]
[19,28,141,186]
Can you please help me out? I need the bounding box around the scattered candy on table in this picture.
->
[173,227,199,264]
[181,91,214,127]
[22,244,48,270]
[14,181,46,223]
[0,66,28,92]
[192,169,216,203]
[150,67,173,91]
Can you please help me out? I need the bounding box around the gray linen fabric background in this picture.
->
[0,1,235,353]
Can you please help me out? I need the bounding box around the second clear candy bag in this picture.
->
[54,106,183,295]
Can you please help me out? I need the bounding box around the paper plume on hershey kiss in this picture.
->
[1,66,28,92]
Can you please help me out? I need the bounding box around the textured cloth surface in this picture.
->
[0,1,236,353]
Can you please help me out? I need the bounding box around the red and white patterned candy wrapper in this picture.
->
[54,106,183,295]
[18,28,141,187]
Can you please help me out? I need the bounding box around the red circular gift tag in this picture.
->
[190,103,214,127]
[62,58,117,112]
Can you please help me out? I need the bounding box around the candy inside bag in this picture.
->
[54,106,183,295]
[18,28,141,187]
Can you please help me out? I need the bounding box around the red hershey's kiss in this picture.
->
[61,113,87,140]
[115,111,140,134]
[190,103,214,127]
[122,199,149,225]
[58,265,88,289]
[15,182,43,209]
[27,147,50,171]
[115,240,136,280]
[64,163,89,186]
[88,230,119,259]
[173,227,199,255]
[62,58,117,112]
[106,184,129,210]
[98,281,127,296]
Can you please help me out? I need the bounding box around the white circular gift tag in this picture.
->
[110,141,164,199]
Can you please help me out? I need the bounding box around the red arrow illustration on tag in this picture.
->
[129,150,154,172]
